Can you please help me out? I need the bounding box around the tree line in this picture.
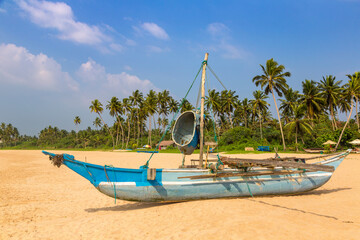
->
[1,58,359,152]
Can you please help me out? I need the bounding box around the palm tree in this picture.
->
[11,127,19,146]
[300,79,324,126]
[261,108,272,125]
[220,90,238,128]
[138,103,147,146]
[168,97,179,118]
[252,58,291,150]
[318,75,343,131]
[161,118,169,135]
[93,117,102,130]
[242,98,252,128]
[158,90,171,134]
[338,89,351,117]
[279,88,299,124]
[335,75,360,150]
[1,123,18,146]
[74,116,81,141]
[346,72,360,131]
[122,98,132,149]
[0,122,6,146]
[284,105,312,152]
[250,90,269,140]
[89,99,115,149]
[129,90,144,146]
[205,89,221,124]
[79,131,90,149]
[144,90,158,146]
[106,97,125,148]
[180,99,194,112]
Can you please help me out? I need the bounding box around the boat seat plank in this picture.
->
[221,157,334,172]
[179,169,313,180]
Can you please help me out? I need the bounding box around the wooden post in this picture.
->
[198,53,209,168]
[205,145,210,167]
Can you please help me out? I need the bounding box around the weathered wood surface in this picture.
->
[178,169,312,180]
[221,157,334,172]
[191,159,218,164]
[198,53,209,168]
[179,165,197,168]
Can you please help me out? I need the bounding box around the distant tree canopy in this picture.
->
[2,63,359,152]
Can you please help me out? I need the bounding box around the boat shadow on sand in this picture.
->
[295,187,351,196]
[85,202,178,213]
[85,187,351,213]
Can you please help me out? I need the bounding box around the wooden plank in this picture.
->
[216,152,340,162]
[179,165,196,168]
[191,159,218,163]
[292,152,340,161]
[221,157,334,172]
[178,169,311,180]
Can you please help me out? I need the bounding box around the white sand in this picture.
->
[1,150,359,239]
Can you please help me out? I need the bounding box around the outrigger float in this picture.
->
[43,53,350,202]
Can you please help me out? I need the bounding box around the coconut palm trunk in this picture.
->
[228,113,234,128]
[244,110,248,128]
[115,115,125,149]
[295,125,298,152]
[120,122,124,149]
[137,112,140,146]
[356,97,359,132]
[153,116,158,136]
[271,89,286,151]
[98,114,115,149]
[126,116,131,149]
[115,123,120,146]
[330,104,337,131]
[259,109,263,140]
[336,98,353,150]
[148,117,152,146]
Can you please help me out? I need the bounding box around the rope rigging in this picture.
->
[142,62,204,168]
[142,61,229,169]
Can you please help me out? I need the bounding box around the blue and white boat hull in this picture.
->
[42,150,349,202]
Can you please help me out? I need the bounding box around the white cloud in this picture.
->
[125,39,137,46]
[77,59,158,97]
[124,17,133,21]
[109,43,123,52]
[140,22,169,40]
[218,40,247,59]
[107,72,156,96]
[0,8,6,13]
[206,22,248,60]
[17,0,121,50]
[124,65,132,71]
[207,23,230,37]
[0,43,78,91]
[147,45,170,53]
[76,59,106,83]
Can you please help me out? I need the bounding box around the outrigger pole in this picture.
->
[198,53,209,168]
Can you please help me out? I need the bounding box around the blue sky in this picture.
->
[0,0,359,136]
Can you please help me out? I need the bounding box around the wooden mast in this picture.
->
[198,53,209,168]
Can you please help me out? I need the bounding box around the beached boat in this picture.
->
[43,149,349,202]
[42,53,350,202]
[303,148,325,153]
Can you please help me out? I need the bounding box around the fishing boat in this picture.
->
[42,53,350,202]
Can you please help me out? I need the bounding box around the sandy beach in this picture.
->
[0,150,359,240]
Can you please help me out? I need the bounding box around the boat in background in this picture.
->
[303,148,325,153]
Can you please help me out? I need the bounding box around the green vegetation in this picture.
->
[1,59,359,153]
